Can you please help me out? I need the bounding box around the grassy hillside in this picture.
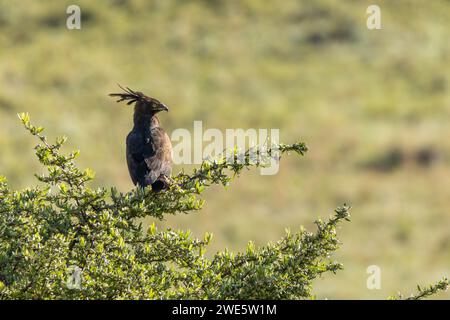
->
[0,0,449,298]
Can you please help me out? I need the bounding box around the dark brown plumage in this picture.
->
[109,85,172,192]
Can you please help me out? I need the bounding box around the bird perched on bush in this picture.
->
[109,85,172,192]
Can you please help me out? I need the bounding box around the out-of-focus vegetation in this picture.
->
[0,0,449,298]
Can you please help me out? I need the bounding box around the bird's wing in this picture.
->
[144,127,172,184]
[126,130,155,186]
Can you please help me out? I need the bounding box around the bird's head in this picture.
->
[109,85,169,115]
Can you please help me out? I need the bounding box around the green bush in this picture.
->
[0,114,447,299]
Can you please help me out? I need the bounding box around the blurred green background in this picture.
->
[0,0,449,299]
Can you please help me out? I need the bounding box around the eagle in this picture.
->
[109,85,172,192]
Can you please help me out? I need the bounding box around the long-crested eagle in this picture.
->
[109,85,172,192]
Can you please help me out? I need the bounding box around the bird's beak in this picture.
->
[161,104,169,112]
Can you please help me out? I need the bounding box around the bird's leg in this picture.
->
[151,175,172,193]
[160,175,172,187]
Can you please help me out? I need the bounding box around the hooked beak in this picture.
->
[159,104,169,112]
